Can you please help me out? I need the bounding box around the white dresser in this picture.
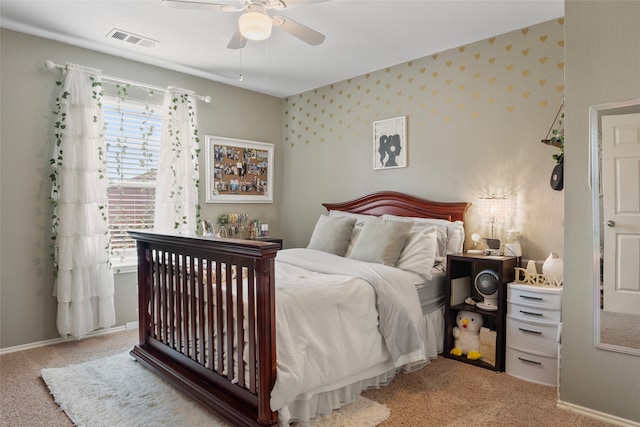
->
[506,282,562,386]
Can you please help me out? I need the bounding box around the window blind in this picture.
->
[104,97,162,254]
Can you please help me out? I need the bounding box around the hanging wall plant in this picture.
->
[542,103,564,191]
[550,153,564,191]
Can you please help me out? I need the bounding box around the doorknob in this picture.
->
[607,220,615,227]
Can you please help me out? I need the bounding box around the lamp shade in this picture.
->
[239,10,272,41]
[478,194,510,238]
[479,195,509,223]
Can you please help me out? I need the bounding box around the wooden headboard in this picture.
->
[322,191,469,222]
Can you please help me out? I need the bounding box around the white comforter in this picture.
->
[271,248,426,412]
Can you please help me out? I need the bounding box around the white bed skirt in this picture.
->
[278,305,445,426]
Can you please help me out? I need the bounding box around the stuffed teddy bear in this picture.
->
[450,310,483,360]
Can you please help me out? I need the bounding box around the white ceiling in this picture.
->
[0,0,564,98]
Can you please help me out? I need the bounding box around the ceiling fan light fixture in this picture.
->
[239,10,272,41]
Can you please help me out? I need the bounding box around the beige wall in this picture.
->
[2,21,566,348]
[0,29,282,348]
[561,1,640,423]
[280,20,565,263]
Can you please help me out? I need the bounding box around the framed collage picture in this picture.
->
[373,116,407,170]
[205,135,274,203]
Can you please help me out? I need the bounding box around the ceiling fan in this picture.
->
[162,0,326,49]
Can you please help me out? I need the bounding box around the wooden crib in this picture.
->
[129,232,280,426]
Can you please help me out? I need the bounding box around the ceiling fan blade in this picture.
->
[227,28,248,49]
[263,0,286,10]
[275,0,330,10]
[271,15,325,46]
[161,0,242,12]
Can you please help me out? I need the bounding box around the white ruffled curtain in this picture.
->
[154,90,200,233]
[51,64,115,337]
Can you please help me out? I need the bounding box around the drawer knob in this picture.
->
[520,310,543,316]
[520,295,543,301]
[519,327,542,334]
[518,357,542,365]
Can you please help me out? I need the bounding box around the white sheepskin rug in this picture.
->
[41,352,389,427]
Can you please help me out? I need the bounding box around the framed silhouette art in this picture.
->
[373,116,407,170]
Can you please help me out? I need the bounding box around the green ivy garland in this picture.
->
[166,93,201,232]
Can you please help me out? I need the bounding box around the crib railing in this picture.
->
[129,231,279,426]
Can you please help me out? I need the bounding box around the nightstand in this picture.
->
[444,253,517,371]
[506,282,562,386]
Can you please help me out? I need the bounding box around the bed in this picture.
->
[129,191,469,426]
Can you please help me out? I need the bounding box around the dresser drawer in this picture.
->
[508,283,562,310]
[508,302,561,324]
[506,347,558,387]
[507,317,560,356]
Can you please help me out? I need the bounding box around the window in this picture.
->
[104,96,162,264]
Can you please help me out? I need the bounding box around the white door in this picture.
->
[602,112,640,314]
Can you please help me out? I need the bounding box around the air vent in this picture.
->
[106,28,157,48]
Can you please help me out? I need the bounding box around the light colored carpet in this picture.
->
[40,352,389,427]
[1,329,622,426]
[600,310,640,350]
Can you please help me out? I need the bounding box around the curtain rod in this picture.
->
[44,60,211,103]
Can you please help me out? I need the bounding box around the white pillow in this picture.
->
[445,223,465,254]
[382,214,446,263]
[427,218,465,255]
[347,217,413,266]
[328,210,376,225]
[344,225,363,257]
[382,214,465,262]
[395,225,439,280]
[307,215,356,256]
[328,210,377,256]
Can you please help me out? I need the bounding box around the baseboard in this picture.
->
[125,320,139,330]
[0,325,136,356]
[557,399,640,427]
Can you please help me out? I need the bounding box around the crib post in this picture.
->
[255,256,278,425]
[136,240,152,347]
